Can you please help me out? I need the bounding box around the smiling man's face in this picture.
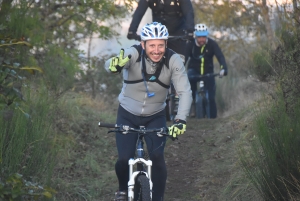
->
[141,39,166,62]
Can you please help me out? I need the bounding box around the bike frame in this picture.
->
[98,122,169,201]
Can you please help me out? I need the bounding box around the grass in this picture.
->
[5,87,284,201]
[238,95,300,201]
[215,66,265,118]
[0,84,56,183]
[50,92,120,200]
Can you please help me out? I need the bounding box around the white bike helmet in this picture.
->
[140,22,169,41]
[194,23,209,37]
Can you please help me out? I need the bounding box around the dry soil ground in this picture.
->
[163,113,253,201]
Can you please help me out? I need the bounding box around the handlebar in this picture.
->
[98,122,169,136]
[98,122,116,128]
[189,73,221,79]
[129,34,189,42]
[167,35,190,41]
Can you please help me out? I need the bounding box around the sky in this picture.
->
[79,8,152,57]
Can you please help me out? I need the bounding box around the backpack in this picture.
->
[123,44,176,89]
[148,0,182,16]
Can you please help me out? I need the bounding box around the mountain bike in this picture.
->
[98,122,170,201]
[165,35,190,121]
[190,73,221,119]
[166,84,179,121]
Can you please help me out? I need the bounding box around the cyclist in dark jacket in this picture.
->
[186,23,228,118]
[127,0,195,63]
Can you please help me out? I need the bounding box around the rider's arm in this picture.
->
[169,54,193,121]
[179,0,195,33]
[104,47,139,73]
[184,39,193,66]
[128,0,149,33]
[212,40,228,75]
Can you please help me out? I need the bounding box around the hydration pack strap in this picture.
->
[141,50,169,89]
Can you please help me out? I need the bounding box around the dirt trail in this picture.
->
[164,115,248,201]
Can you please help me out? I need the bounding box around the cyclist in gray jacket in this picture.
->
[105,22,192,201]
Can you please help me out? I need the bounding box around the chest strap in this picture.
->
[124,50,170,89]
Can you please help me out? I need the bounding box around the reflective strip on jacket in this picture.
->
[186,37,228,75]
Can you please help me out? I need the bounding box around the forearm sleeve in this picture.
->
[128,0,149,32]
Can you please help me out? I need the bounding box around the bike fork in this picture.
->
[127,158,153,200]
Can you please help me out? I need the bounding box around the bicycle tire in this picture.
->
[134,174,151,201]
[203,96,210,118]
[169,95,177,121]
[165,99,171,121]
[195,93,205,119]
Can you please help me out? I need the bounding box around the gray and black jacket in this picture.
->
[105,45,192,121]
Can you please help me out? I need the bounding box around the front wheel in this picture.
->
[134,174,151,201]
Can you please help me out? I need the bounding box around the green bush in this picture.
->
[239,96,300,201]
[0,173,55,200]
[0,84,57,194]
[0,34,43,111]
[271,31,300,115]
[251,49,273,82]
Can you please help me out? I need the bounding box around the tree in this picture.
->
[0,1,136,199]
[0,0,135,97]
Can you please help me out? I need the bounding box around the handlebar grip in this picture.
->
[98,122,117,128]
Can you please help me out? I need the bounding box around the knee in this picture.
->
[187,69,194,80]
[150,152,165,167]
[209,97,216,103]
[117,156,130,165]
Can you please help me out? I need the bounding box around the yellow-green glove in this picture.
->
[109,49,131,73]
[168,119,186,139]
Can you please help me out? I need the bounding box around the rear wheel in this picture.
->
[133,174,151,201]
[169,94,178,121]
[195,93,205,119]
[203,97,209,118]
[165,99,171,121]
[167,84,178,121]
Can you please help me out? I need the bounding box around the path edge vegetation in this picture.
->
[235,26,300,200]
[1,1,300,200]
